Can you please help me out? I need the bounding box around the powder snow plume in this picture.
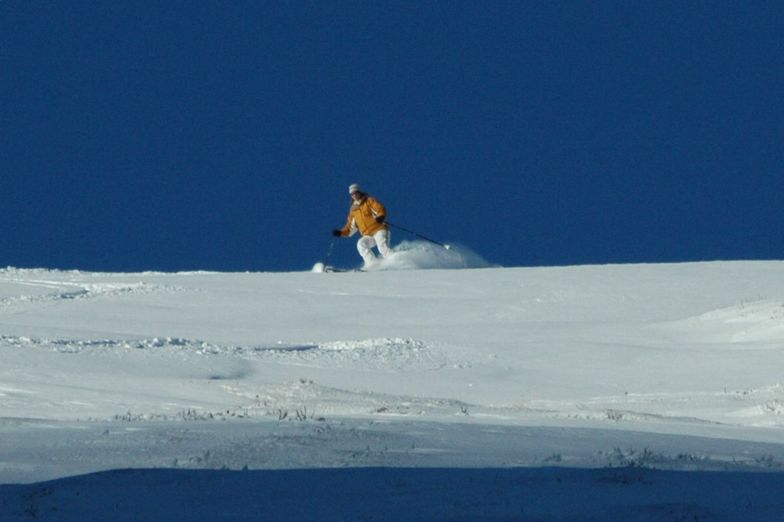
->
[370,240,493,271]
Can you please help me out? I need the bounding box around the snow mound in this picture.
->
[664,299,784,343]
[370,240,492,271]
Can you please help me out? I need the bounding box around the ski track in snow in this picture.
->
[0,272,188,309]
[0,335,447,372]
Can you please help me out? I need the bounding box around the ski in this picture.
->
[312,262,363,273]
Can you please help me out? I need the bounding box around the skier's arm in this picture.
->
[368,198,387,223]
[338,213,357,237]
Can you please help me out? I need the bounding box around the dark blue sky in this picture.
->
[2,2,782,271]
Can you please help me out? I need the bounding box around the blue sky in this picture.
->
[2,1,782,271]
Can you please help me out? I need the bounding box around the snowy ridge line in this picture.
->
[0,335,447,371]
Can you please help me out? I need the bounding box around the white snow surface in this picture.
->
[2,255,784,520]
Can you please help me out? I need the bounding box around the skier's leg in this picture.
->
[357,236,377,265]
[374,229,393,258]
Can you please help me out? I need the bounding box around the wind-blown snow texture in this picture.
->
[1,255,784,520]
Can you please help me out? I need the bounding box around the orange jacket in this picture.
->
[339,195,388,237]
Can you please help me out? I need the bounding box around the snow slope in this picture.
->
[1,255,784,519]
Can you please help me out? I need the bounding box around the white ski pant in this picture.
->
[357,229,392,266]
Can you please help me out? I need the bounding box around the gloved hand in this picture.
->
[375,215,386,224]
[332,229,342,237]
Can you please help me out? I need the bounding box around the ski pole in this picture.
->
[387,222,450,249]
[323,237,337,265]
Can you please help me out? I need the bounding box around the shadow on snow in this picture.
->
[2,466,784,521]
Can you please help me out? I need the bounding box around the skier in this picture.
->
[332,184,392,267]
